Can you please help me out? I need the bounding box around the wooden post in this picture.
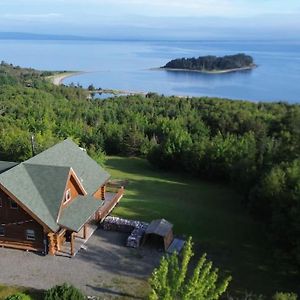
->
[70,232,75,256]
[101,185,106,200]
[48,233,56,256]
[83,224,87,240]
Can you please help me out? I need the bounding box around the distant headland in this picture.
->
[161,53,256,74]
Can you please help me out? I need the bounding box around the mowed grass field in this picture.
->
[105,156,300,297]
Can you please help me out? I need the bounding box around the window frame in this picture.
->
[0,225,5,236]
[25,229,36,241]
[64,189,72,204]
[10,199,18,210]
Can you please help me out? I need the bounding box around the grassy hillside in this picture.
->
[105,156,300,297]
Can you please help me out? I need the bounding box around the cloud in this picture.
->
[73,0,300,17]
[0,0,299,19]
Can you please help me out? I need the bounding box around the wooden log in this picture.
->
[101,185,106,200]
[70,232,75,256]
[48,233,56,255]
[83,224,87,240]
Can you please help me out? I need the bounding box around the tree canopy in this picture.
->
[163,53,254,71]
[0,62,299,271]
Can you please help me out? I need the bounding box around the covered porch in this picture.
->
[48,186,124,257]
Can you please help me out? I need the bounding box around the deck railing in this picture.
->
[99,187,124,220]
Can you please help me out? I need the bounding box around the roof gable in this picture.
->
[0,163,71,231]
[24,139,110,194]
[0,139,111,233]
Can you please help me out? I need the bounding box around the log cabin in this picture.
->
[0,139,124,256]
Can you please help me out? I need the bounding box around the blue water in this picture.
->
[0,39,299,103]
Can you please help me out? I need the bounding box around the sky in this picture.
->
[0,0,299,39]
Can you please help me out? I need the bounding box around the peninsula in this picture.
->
[162,53,256,73]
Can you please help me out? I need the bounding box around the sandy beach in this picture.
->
[47,71,82,85]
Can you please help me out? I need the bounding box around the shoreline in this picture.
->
[154,64,257,74]
[46,71,83,85]
[46,71,147,97]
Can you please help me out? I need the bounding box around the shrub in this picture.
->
[225,291,265,300]
[44,283,85,300]
[5,292,32,300]
[273,292,298,300]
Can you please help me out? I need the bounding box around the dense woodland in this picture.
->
[163,53,254,71]
[0,63,300,271]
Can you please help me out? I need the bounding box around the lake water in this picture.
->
[0,39,299,103]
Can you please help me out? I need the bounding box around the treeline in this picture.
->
[0,63,299,268]
[163,53,254,71]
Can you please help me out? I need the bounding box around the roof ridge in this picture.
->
[24,139,77,164]
[23,162,71,170]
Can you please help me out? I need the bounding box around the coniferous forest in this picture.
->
[0,62,300,272]
[163,53,255,71]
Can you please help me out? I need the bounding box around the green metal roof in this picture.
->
[0,139,111,232]
[58,195,103,232]
[25,139,110,194]
[0,161,19,174]
[0,163,70,231]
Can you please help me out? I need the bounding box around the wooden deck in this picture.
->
[55,187,124,257]
[98,187,124,221]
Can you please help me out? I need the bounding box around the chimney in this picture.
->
[31,134,36,157]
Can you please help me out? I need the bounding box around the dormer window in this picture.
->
[64,189,71,204]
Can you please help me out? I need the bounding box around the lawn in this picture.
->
[0,285,43,300]
[105,156,300,297]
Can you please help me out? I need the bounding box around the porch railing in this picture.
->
[99,186,124,220]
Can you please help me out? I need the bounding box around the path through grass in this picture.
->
[105,156,299,297]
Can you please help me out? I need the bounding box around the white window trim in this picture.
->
[26,229,36,241]
[64,189,72,204]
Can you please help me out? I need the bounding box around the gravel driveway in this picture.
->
[0,229,162,299]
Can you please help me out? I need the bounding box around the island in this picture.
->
[161,53,256,73]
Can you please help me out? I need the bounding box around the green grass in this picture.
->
[105,156,300,297]
[0,285,43,300]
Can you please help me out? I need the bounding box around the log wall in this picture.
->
[0,188,45,252]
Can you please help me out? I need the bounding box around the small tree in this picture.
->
[148,237,231,300]
[87,84,95,91]
[44,283,85,300]
[273,292,298,300]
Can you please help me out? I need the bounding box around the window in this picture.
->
[0,226,4,236]
[0,198,2,208]
[10,200,18,209]
[26,229,35,241]
[64,189,71,204]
